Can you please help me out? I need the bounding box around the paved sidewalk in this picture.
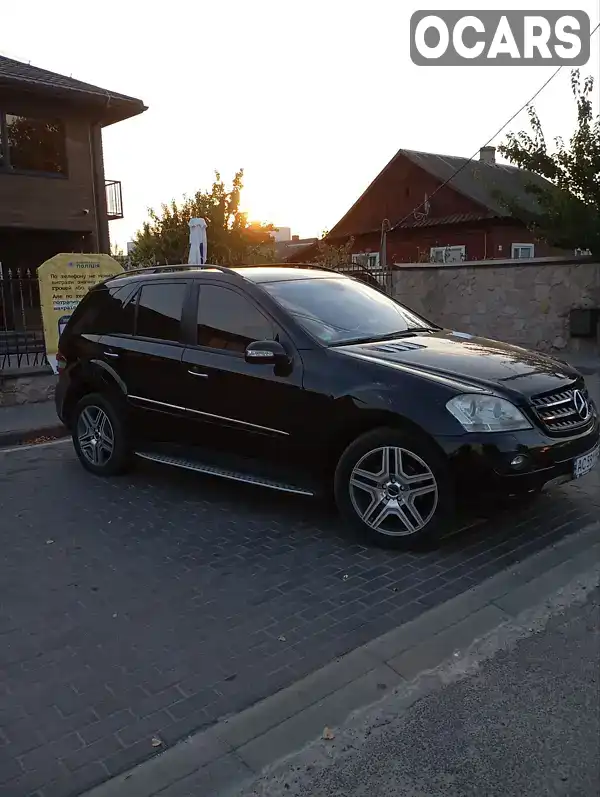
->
[236,581,600,797]
[82,522,600,797]
[0,400,65,446]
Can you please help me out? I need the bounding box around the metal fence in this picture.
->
[333,261,394,295]
[0,260,394,373]
[0,268,47,371]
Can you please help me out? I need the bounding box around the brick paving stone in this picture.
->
[0,442,598,797]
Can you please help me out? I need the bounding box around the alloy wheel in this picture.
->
[349,446,438,536]
[77,406,115,467]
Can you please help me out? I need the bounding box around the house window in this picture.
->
[430,246,466,264]
[511,243,534,259]
[352,252,380,270]
[0,112,67,174]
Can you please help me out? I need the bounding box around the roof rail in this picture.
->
[100,261,344,287]
[116,263,238,276]
[96,263,241,288]
[279,262,340,274]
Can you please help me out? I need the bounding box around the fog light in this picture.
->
[510,455,527,469]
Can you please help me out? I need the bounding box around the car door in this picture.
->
[100,279,192,443]
[180,280,306,462]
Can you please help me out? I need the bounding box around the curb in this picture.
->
[0,423,68,449]
[82,520,600,797]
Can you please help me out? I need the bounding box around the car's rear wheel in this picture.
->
[334,427,454,549]
[72,392,132,476]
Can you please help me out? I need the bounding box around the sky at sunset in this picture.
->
[4,0,599,249]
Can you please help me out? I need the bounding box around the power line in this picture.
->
[392,20,600,230]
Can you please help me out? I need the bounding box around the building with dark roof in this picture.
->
[0,54,147,274]
[274,235,319,261]
[288,146,569,266]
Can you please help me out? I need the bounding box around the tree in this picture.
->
[498,70,600,256]
[312,232,356,268]
[131,170,276,266]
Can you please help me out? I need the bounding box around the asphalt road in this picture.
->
[238,585,600,797]
[0,440,598,797]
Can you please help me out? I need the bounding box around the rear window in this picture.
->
[67,284,136,337]
[135,282,188,343]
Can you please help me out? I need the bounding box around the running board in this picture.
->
[134,450,315,496]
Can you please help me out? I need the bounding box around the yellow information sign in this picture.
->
[38,253,124,373]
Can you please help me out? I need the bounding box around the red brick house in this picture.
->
[290,146,568,266]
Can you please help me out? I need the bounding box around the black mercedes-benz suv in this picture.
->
[55,264,599,548]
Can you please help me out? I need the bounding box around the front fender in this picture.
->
[337,379,461,438]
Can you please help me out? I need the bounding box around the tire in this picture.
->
[72,392,132,476]
[334,426,454,549]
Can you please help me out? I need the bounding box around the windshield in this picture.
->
[262,277,436,345]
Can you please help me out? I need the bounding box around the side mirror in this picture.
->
[245,340,289,366]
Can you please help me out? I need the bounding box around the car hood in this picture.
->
[335,329,580,399]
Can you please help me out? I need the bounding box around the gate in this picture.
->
[0,268,47,370]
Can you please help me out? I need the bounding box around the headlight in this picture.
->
[446,394,532,433]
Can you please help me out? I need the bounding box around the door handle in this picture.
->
[103,351,119,358]
[188,369,208,379]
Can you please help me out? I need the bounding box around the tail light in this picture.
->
[56,351,67,374]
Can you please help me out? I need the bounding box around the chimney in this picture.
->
[479,146,496,165]
[292,234,300,242]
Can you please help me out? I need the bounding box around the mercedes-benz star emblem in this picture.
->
[573,390,591,421]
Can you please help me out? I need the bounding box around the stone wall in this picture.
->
[0,368,56,407]
[392,257,600,357]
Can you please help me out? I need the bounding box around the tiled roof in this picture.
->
[0,55,146,123]
[396,210,498,229]
[399,148,551,220]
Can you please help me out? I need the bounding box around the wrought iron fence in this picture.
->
[0,268,47,371]
[0,259,395,373]
[332,260,394,295]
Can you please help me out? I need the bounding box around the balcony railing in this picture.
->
[106,179,123,220]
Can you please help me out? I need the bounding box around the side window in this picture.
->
[69,285,135,336]
[197,285,274,353]
[136,282,187,342]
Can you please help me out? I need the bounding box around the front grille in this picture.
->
[531,383,596,435]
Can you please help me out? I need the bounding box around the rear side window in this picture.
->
[68,285,135,336]
[135,282,187,343]
[196,285,274,353]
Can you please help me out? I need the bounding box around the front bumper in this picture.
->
[439,416,600,495]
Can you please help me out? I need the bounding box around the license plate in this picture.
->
[574,444,600,479]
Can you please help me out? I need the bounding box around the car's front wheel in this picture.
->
[334,427,454,549]
[72,392,132,476]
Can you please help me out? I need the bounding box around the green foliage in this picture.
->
[498,70,600,256]
[131,170,276,266]
[312,235,355,267]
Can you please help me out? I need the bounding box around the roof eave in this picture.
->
[100,100,149,127]
[0,77,147,125]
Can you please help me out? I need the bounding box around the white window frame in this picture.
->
[352,252,380,270]
[429,245,466,264]
[511,243,535,259]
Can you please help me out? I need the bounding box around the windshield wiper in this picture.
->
[330,328,436,347]
[376,327,436,340]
